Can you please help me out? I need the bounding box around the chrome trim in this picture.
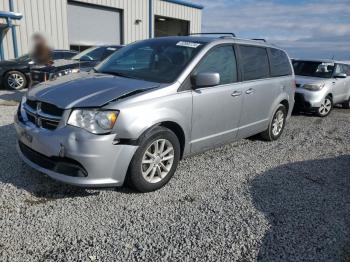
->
[23,101,62,129]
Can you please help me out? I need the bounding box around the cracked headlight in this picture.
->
[303,83,325,91]
[68,109,119,134]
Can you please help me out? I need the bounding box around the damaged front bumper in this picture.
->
[14,114,138,187]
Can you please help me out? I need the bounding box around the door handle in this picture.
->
[245,88,255,94]
[231,91,242,97]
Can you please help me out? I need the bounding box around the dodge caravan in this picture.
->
[15,36,295,192]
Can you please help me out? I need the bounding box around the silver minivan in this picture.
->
[293,59,350,117]
[15,36,295,192]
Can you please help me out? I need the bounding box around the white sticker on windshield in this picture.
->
[107,47,117,51]
[176,41,201,48]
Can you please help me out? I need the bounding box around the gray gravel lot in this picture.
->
[0,91,349,261]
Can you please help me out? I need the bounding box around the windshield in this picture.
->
[293,61,335,78]
[96,38,206,83]
[71,46,105,61]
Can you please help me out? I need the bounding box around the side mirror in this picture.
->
[192,72,220,89]
[334,73,347,78]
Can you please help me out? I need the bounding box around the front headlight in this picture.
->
[303,83,325,91]
[68,109,119,134]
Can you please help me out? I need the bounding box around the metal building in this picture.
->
[0,0,203,60]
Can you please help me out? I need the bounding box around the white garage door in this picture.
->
[68,2,121,46]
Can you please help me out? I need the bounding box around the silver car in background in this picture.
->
[15,36,295,192]
[293,59,350,117]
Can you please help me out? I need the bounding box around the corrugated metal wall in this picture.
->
[153,0,201,35]
[1,0,69,59]
[1,0,202,60]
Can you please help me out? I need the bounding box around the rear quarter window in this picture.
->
[239,45,270,81]
[269,48,292,77]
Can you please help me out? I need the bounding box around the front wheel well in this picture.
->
[3,69,29,83]
[158,121,186,159]
[280,99,289,113]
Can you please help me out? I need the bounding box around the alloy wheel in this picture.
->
[318,97,332,116]
[141,139,175,183]
[272,110,284,137]
[7,73,25,90]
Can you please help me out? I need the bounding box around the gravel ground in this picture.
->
[0,91,349,261]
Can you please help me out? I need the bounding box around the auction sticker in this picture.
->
[176,41,201,48]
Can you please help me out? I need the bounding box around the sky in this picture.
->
[191,0,350,60]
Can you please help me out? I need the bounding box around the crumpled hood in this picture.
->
[295,76,328,87]
[27,72,160,109]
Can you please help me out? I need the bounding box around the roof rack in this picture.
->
[251,38,267,42]
[189,33,236,37]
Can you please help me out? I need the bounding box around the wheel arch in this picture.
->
[158,121,186,159]
[2,69,29,87]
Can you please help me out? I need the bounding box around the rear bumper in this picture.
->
[15,114,138,187]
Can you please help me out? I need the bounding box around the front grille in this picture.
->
[19,142,88,177]
[23,99,64,130]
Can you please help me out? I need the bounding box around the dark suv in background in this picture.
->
[30,45,122,85]
[0,50,77,90]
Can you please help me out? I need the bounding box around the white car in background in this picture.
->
[293,59,350,117]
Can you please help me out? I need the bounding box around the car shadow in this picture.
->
[0,123,136,201]
[250,155,350,261]
[0,89,25,105]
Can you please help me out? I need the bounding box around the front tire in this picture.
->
[4,71,27,90]
[316,95,332,117]
[127,126,180,192]
[261,104,287,141]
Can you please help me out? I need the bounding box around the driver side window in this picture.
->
[195,45,238,85]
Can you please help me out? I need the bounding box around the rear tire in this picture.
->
[127,126,180,192]
[316,95,332,117]
[261,104,287,141]
[4,71,27,90]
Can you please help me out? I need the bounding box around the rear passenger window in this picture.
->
[269,48,292,77]
[239,45,269,81]
[195,46,237,85]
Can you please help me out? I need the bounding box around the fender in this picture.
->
[111,92,192,148]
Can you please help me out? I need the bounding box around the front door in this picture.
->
[190,45,243,153]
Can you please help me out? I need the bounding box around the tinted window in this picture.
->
[293,61,334,78]
[52,52,63,60]
[64,51,77,59]
[101,47,119,60]
[344,65,350,75]
[97,38,205,83]
[195,46,237,85]
[269,48,292,77]
[240,45,269,81]
[72,47,106,61]
[335,64,350,76]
